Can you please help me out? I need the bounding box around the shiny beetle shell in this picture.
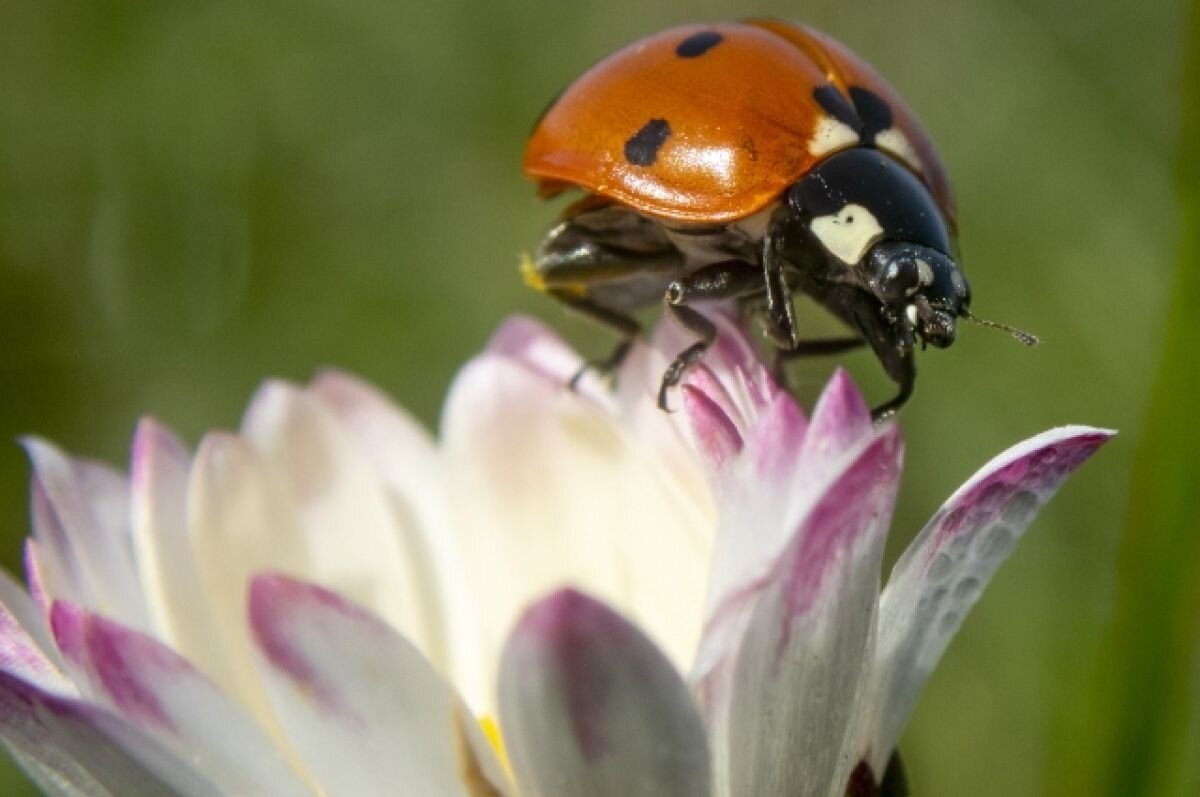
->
[524,19,955,226]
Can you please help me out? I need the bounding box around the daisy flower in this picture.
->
[0,314,1110,796]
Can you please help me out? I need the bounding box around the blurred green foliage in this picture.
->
[0,0,1191,794]
[1050,1,1200,793]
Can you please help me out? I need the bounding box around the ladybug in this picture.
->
[523,19,1035,419]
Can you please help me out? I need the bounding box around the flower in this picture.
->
[0,313,1110,796]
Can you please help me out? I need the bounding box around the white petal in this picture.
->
[700,372,869,624]
[857,426,1114,773]
[48,601,313,795]
[500,589,710,797]
[22,439,151,633]
[240,380,441,659]
[0,567,64,679]
[722,427,902,797]
[442,349,712,709]
[188,431,307,721]
[128,418,225,678]
[248,573,510,797]
[0,669,221,796]
[485,316,594,389]
[694,375,878,699]
[308,370,476,696]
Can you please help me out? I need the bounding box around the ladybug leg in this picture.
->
[658,260,763,410]
[771,336,866,390]
[529,253,671,386]
[760,219,801,351]
[527,209,682,386]
[776,336,865,357]
[543,288,642,387]
[869,349,915,422]
[659,304,716,410]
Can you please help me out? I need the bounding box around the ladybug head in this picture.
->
[863,241,969,348]
[787,147,968,348]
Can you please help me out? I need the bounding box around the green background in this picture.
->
[0,0,1194,794]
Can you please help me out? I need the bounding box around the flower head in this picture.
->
[0,314,1110,795]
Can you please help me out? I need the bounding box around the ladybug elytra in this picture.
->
[523,20,1035,419]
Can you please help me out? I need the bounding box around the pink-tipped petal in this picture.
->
[0,602,69,694]
[23,539,52,618]
[685,364,745,435]
[27,477,87,609]
[720,427,903,797]
[0,668,223,796]
[858,425,1115,772]
[734,360,782,415]
[745,390,809,481]
[706,312,769,380]
[48,601,86,670]
[22,439,151,633]
[499,589,711,797]
[682,384,744,470]
[0,568,63,680]
[695,387,864,683]
[249,573,510,797]
[798,369,874,462]
[47,602,310,794]
[486,315,587,385]
[656,312,775,422]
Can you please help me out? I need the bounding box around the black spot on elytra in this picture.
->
[812,85,864,134]
[849,86,893,143]
[624,118,671,166]
[676,30,723,57]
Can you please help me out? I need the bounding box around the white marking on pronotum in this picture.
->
[809,203,884,265]
[906,304,919,327]
[808,116,860,157]
[875,128,922,173]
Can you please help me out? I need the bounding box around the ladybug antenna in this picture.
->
[960,309,1040,347]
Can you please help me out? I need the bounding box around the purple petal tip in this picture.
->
[248,573,365,712]
[511,589,628,762]
[820,369,871,418]
[51,603,175,730]
[925,426,1114,566]
[683,385,743,467]
[49,601,86,663]
[485,315,559,357]
[83,615,176,730]
[804,369,874,453]
[516,588,620,643]
[783,426,902,620]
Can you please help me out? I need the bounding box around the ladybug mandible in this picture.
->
[523,19,1035,419]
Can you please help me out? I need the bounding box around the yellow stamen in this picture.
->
[479,715,511,775]
[452,707,511,797]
